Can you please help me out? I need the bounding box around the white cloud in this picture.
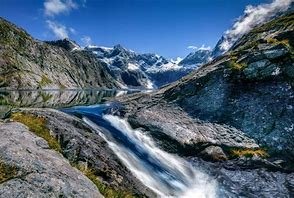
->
[219,0,293,52]
[188,44,211,51]
[44,0,78,17]
[81,36,92,46]
[46,20,69,39]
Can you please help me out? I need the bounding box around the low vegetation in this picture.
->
[39,75,53,87]
[226,55,246,71]
[230,148,268,158]
[11,112,61,152]
[76,164,136,198]
[40,92,53,102]
[0,160,18,183]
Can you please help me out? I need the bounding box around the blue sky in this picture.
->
[1,0,271,58]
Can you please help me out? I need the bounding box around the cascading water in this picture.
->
[64,104,217,198]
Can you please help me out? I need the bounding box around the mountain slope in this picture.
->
[0,18,119,89]
[117,12,294,197]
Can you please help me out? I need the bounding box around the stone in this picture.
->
[200,146,228,161]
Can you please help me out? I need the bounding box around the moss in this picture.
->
[75,164,136,198]
[11,112,61,152]
[39,75,53,87]
[230,148,268,158]
[0,160,18,183]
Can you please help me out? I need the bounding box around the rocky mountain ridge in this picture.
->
[0,17,121,90]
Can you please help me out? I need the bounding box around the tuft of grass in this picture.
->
[39,75,52,87]
[76,164,136,198]
[40,92,53,102]
[0,160,18,183]
[11,112,61,152]
[266,37,290,47]
[226,56,246,71]
[230,148,268,158]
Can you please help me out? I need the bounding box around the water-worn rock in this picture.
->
[190,157,294,198]
[0,122,103,198]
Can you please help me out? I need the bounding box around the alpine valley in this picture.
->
[0,2,294,198]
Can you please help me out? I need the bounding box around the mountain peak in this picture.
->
[45,38,81,51]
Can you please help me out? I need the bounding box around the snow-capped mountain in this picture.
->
[179,49,212,67]
[84,44,193,88]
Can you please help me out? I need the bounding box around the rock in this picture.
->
[263,48,288,59]
[0,122,103,198]
[200,146,228,161]
[189,157,294,197]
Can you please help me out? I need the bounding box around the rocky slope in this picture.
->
[115,12,294,197]
[0,17,120,89]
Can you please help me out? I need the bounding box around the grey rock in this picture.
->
[200,146,227,161]
[0,122,103,198]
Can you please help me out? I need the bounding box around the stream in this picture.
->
[63,104,217,198]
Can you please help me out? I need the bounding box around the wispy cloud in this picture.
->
[81,36,92,46]
[188,44,211,51]
[219,0,293,52]
[46,20,69,39]
[44,0,78,17]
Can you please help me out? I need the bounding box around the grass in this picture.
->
[11,112,61,152]
[39,75,53,87]
[266,37,290,47]
[40,92,53,102]
[0,160,18,183]
[76,164,136,198]
[226,56,246,71]
[230,148,268,158]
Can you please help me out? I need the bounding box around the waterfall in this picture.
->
[82,113,217,198]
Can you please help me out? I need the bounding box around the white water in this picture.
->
[84,115,217,198]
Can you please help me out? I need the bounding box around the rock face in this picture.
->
[0,122,103,198]
[0,18,119,89]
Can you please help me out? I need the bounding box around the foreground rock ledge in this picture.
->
[0,122,103,198]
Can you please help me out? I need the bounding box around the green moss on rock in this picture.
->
[0,160,18,183]
[11,112,61,152]
[75,164,137,198]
